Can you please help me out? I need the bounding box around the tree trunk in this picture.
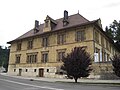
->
[74,77,78,83]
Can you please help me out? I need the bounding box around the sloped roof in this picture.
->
[8,13,91,43]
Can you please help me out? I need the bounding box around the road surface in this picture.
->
[0,74,120,90]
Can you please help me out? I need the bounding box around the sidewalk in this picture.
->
[33,77,120,84]
[1,73,120,84]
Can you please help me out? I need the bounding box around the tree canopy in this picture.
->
[105,20,120,41]
[105,20,120,51]
[0,46,10,72]
[61,47,92,83]
[111,54,120,77]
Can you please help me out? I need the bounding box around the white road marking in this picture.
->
[0,79,64,90]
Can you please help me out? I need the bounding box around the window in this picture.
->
[106,40,108,50]
[41,53,48,63]
[57,52,65,62]
[17,42,22,51]
[47,69,49,72]
[57,34,66,45]
[101,48,107,62]
[75,30,85,42]
[15,54,21,64]
[34,69,37,72]
[94,48,100,62]
[45,21,49,27]
[26,69,28,72]
[14,69,16,72]
[95,31,99,43]
[57,49,66,62]
[42,37,48,47]
[27,40,33,49]
[101,36,104,47]
[100,49,102,62]
[26,53,37,63]
[107,54,110,62]
[104,52,107,62]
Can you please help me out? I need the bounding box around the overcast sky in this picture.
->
[0,0,120,47]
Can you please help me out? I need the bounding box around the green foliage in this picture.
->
[105,20,120,41]
[0,46,10,72]
[61,47,92,83]
[112,54,120,77]
[105,20,120,51]
[105,26,114,39]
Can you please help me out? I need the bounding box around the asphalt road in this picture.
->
[0,74,120,90]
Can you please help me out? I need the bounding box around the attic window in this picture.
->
[45,20,49,27]
[63,21,69,26]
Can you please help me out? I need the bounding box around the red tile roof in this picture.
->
[8,13,92,43]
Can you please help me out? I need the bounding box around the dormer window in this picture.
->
[43,15,57,32]
[45,20,49,27]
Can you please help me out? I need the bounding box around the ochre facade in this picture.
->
[8,11,119,78]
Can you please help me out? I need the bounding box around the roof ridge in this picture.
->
[7,12,91,44]
[54,13,89,22]
[39,13,89,25]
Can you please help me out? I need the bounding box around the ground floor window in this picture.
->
[94,48,100,62]
[94,48,111,63]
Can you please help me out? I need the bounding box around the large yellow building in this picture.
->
[7,10,119,78]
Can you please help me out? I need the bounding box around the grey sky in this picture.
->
[0,0,120,47]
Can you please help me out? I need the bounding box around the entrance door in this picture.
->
[39,68,44,77]
[19,69,22,76]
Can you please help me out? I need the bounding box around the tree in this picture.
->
[111,54,120,77]
[61,47,92,83]
[105,20,120,51]
[105,20,120,41]
[0,46,10,72]
[105,26,114,39]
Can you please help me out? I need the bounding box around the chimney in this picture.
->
[34,20,39,33]
[63,10,69,26]
[35,20,39,29]
[64,10,68,20]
